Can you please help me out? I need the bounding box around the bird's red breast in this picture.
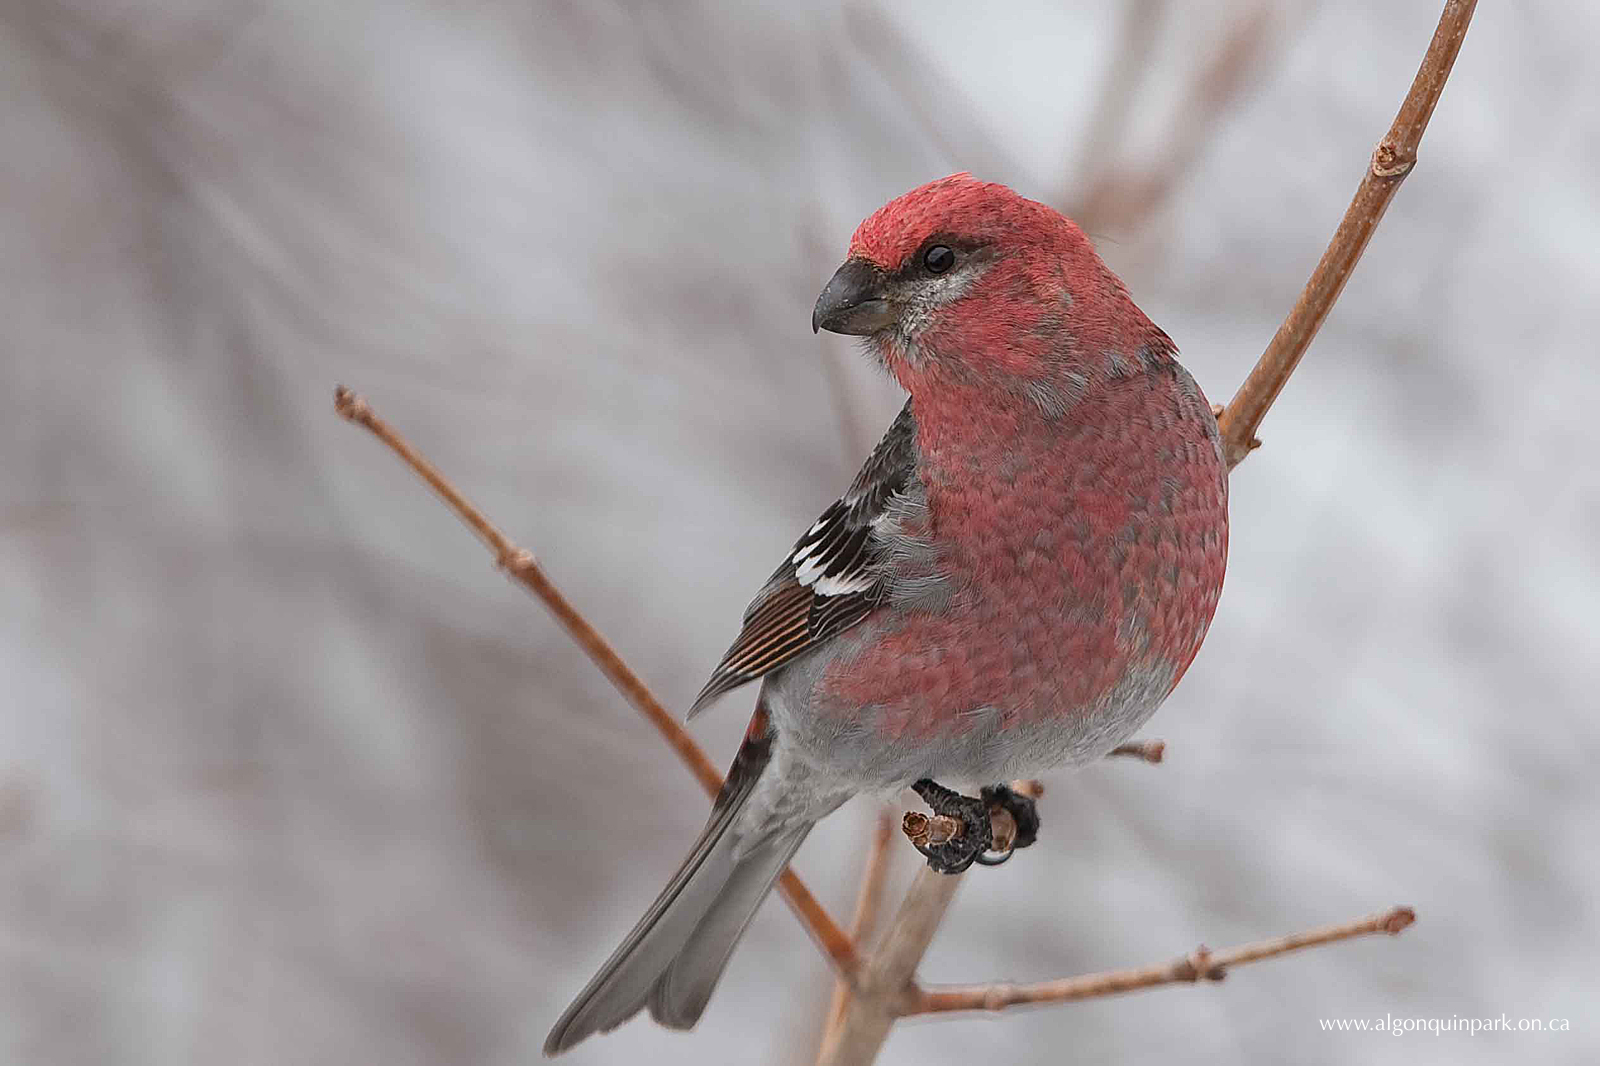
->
[820,355,1227,741]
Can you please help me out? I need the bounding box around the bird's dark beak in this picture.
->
[812,258,895,336]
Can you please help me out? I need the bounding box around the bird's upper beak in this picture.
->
[812,258,896,336]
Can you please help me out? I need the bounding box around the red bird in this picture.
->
[545,174,1228,1054]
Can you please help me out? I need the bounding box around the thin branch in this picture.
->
[331,386,861,982]
[909,906,1416,1015]
[1216,0,1478,468]
[847,810,899,953]
[1106,738,1166,764]
[819,808,898,1057]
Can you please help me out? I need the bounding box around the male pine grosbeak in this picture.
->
[546,174,1228,1054]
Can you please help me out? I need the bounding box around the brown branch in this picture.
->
[909,906,1416,1015]
[331,386,861,982]
[818,808,898,1057]
[846,810,899,951]
[1107,738,1166,764]
[900,811,962,850]
[1216,0,1478,468]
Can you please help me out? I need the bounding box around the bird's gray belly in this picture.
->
[759,622,1171,794]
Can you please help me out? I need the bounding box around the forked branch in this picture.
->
[1071,1,1273,234]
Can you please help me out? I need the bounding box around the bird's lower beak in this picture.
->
[812,258,895,336]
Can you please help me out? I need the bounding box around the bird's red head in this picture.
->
[845,172,1056,270]
[813,174,1172,404]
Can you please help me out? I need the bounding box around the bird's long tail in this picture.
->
[544,705,811,1055]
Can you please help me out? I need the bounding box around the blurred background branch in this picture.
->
[1068,1,1275,235]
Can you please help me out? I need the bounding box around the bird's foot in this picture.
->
[907,780,1042,874]
[909,779,990,873]
[981,783,1040,852]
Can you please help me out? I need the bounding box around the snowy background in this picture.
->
[3,1,1597,1063]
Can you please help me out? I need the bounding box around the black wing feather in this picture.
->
[687,399,917,717]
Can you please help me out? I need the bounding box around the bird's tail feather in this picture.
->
[544,707,808,1055]
[646,822,809,1029]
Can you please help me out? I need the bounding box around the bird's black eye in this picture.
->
[922,245,955,274]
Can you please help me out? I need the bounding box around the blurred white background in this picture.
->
[3,1,1597,1063]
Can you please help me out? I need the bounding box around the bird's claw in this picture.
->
[910,779,1038,874]
[981,783,1040,851]
[971,847,1014,867]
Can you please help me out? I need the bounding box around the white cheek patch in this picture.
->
[898,260,989,341]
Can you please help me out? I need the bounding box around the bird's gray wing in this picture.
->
[686,398,917,718]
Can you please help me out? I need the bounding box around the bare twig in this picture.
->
[910,906,1416,1014]
[819,809,898,1055]
[332,386,861,981]
[1107,738,1166,764]
[844,810,898,955]
[901,811,963,850]
[1217,0,1478,468]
